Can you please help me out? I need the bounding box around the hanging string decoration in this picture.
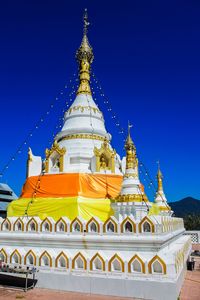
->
[91,70,169,210]
[0,72,78,179]
[91,71,126,139]
[139,161,170,210]
[47,74,78,146]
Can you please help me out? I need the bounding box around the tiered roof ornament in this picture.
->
[124,122,137,171]
[112,124,149,220]
[154,162,172,215]
[116,123,148,203]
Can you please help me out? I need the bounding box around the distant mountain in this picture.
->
[169,197,200,218]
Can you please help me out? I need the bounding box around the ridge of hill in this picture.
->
[169,197,200,218]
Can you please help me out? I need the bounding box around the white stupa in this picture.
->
[0,10,191,300]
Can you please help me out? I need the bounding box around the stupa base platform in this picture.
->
[35,266,186,300]
[0,216,191,300]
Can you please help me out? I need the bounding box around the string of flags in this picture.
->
[91,71,166,202]
[91,72,126,138]
[48,75,78,145]
[139,161,169,209]
[0,72,78,179]
[0,66,168,211]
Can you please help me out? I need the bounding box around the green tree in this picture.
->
[184,214,200,230]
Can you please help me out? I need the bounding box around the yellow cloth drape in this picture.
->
[7,196,113,221]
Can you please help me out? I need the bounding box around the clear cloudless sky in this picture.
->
[0,0,199,201]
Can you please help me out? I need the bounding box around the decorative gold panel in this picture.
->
[94,139,116,173]
[45,141,66,173]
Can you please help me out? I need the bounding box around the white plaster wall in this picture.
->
[36,268,185,300]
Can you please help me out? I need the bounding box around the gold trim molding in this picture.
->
[58,134,107,143]
[116,193,148,203]
[148,255,167,274]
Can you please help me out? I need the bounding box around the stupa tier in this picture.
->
[1,9,191,300]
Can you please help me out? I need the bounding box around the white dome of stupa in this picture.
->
[56,93,110,142]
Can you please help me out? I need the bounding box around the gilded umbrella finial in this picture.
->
[156,160,163,191]
[76,9,94,95]
[125,122,137,169]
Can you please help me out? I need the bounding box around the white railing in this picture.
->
[184,231,200,244]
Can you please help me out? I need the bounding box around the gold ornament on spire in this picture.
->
[76,9,94,95]
[125,122,137,169]
[157,161,163,191]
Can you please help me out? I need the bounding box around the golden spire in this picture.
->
[76,9,94,95]
[157,161,163,191]
[125,122,137,169]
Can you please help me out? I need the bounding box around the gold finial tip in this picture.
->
[128,121,133,135]
[156,161,163,179]
[76,8,93,65]
[125,121,135,150]
[83,8,90,35]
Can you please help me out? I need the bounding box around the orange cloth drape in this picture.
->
[21,173,123,199]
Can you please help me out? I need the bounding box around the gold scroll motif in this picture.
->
[68,106,100,115]
[115,193,148,203]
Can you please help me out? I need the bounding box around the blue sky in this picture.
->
[0,0,199,201]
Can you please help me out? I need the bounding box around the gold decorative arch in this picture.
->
[138,216,155,233]
[103,217,118,233]
[128,254,145,273]
[24,250,37,265]
[1,218,11,231]
[45,141,66,173]
[90,253,105,271]
[10,249,22,264]
[0,248,7,263]
[70,217,83,232]
[40,218,53,232]
[120,217,136,233]
[94,139,116,173]
[86,217,100,233]
[39,251,52,267]
[55,217,68,232]
[55,251,69,268]
[72,252,87,270]
[26,217,38,232]
[148,255,166,274]
[13,218,24,231]
[108,254,124,272]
